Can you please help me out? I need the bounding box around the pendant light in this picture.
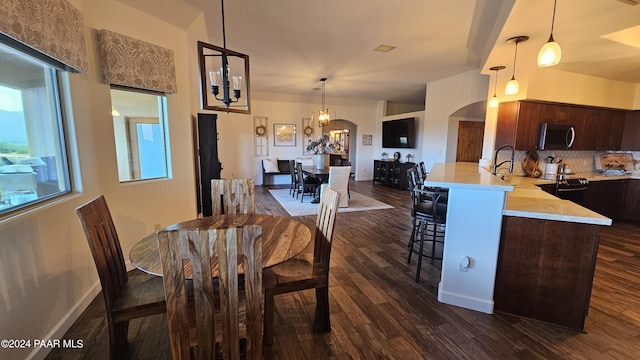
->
[489,66,505,108]
[505,36,529,96]
[317,78,330,127]
[197,0,251,113]
[538,0,561,67]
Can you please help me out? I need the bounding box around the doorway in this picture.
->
[456,121,484,162]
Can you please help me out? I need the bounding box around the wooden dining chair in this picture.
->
[76,195,166,360]
[211,178,255,215]
[289,159,299,197]
[295,162,321,203]
[263,186,340,345]
[158,225,263,360]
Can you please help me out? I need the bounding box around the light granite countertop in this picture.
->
[501,172,614,225]
[426,163,614,226]
[425,162,514,191]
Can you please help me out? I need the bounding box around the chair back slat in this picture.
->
[313,187,340,272]
[76,196,128,309]
[211,179,255,215]
[289,159,297,184]
[159,225,263,360]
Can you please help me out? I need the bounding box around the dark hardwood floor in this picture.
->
[46,181,640,359]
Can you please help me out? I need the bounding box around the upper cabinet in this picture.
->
[495,101,541,150]
[621,111,640,151]
[496,100,629,151]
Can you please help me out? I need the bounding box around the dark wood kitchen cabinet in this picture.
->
[583,179,627,220]
[582,108,625,151]
[495,216,600,331]
[623,179,640,222]
[621,110,640,150]
[495,101,542,150]
[496,100,629,151]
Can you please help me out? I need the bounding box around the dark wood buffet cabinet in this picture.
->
[496,100,639,151]
[373,160,414,189]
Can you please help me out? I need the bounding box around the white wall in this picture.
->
[0,2,198,359]
[211,93,380,184]
[422,69,490,171]
[480,65,640,162]
[378,110,426,166]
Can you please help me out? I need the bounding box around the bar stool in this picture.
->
[406,168,448,282]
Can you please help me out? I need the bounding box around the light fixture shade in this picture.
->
[537,40,562,67]
[505,78,519,95]
[489,96,499,108]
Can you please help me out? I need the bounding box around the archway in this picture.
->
[445,101,486,163]
[321,119,357,168]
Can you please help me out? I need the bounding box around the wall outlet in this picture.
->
[459,256,471,272]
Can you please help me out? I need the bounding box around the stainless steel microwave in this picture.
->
[538,123,575,150]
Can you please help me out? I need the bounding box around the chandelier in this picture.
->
[316,78,331,127]
[198,0,251,113]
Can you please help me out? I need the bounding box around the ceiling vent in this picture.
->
[616,0,640,5]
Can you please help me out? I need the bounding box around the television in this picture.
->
[382,118,416,148]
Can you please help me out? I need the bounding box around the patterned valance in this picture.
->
[0,0,88,73]
[97,30,177,94]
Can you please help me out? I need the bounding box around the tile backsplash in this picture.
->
[493,150,640,176]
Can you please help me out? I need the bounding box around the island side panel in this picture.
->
[437,187,507,314]
[494,216,600,331]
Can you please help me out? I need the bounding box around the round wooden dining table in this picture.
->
[129,214,312,277]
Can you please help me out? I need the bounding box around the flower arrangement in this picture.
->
[306,134,337,155]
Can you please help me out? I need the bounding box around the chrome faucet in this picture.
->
[493,144,515,175]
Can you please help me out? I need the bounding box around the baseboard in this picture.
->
[27,281,101,360]
[437,285,494,314]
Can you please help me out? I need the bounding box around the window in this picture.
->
[0,42,71,216]
[110,88,170,182]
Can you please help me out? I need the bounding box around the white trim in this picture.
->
[26,281,100,360]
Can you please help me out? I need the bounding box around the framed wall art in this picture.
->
[274,123,296,147]
[362,134,373,146]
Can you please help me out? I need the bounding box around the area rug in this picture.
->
[268,188,394,217]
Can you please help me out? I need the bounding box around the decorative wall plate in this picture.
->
[255,125,266,136]
[303,126,314,136]
[393,151,401,161]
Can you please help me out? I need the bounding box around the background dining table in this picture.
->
[129,213,312,277]
[301,166,330,203]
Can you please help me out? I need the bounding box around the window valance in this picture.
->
[97,30,177,94]
[0,0,88,73]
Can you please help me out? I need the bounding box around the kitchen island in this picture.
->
[425,162,611,331]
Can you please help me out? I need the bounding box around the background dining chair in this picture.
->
[211,178,255,215]
[339,161,353,199]
[158,225,263,360]
[76,195,166,360]
[321,166,351,207]
[289,159,299,197]
[295,162,321,203]
[263,186,340,345]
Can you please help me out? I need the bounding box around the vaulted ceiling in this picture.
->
[115,0,640,105]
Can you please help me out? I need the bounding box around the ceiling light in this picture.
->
[538,0,562,67]
[316,78,331,128]
[489,66,505,108]
[198,0,250,113]
[374,44,397,53]
[505,36,529,96]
